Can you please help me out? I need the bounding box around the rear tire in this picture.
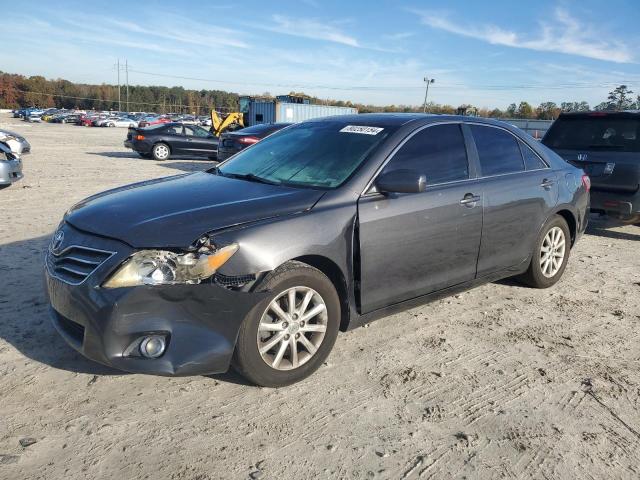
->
[152,143,170,161]
[518,215,571,288]
[233,261,340,387]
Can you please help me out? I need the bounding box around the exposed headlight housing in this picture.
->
[103,243,238,288]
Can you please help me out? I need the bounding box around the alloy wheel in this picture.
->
[540,226,566,278]
[154,144,169,160]
[257,286,328,371]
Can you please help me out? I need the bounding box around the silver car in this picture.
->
[0,129,31,155]
[0,142,23,189]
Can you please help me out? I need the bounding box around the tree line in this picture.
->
[0,71,240,113]
[1,71,637,120]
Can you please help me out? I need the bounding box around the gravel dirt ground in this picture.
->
[1,114,639,479]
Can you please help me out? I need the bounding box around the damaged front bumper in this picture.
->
[44,223,267,376]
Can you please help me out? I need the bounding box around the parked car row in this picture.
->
[12,108,212,128]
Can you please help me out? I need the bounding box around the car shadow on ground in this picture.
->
[0,235,126,376]
[585,215,640,242]
[86,151,137,159]
[0,234,247,384]
[86,152,216,173]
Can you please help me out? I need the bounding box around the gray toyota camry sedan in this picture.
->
[44,114,589,387]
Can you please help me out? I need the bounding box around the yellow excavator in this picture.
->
[210,110,244,137]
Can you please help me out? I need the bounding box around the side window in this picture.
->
[471,125,524,176]
[519,141,548,170]
[382,124,469,185]
[167,125,183,135]
[184,125,210,137]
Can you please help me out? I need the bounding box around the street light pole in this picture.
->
[422,77,435,113]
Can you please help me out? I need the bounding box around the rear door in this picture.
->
[469,124,558,276]
[358,123,483,313]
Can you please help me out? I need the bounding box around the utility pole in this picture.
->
[125,59,129,113]
[117,59,121,112]
[422,76,435,113]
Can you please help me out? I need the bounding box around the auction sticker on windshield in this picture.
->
[339,125,384,135]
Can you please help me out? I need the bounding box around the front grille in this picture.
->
[47,245,115,285]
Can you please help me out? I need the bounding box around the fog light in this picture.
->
[140,335,166,358]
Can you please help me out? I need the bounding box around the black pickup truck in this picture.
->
[542,111,640,224]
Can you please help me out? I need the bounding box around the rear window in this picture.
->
[142,124,172,131]
[543,115,640,152]
[470,125,524,176]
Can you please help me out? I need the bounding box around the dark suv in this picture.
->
[542,111,640,224]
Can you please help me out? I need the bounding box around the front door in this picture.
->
[183,125,217,157]
[358,123,483,313]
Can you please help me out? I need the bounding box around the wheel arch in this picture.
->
[553,208,577,246]
[291,255,351,332]
[153,141,171,152]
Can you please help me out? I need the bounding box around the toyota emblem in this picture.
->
[51,230,65,254]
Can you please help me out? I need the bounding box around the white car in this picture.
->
[102,117,138,128]
[0,129,31,155]
[0,142,23,189]
[25,113,43,123]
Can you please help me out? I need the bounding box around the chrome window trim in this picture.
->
[362,121,471,196]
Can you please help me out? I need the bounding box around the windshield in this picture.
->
[217,121,393,189]
[543,116,640,152]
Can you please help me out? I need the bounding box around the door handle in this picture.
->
[460,193,481,207]
[540,179,555,190]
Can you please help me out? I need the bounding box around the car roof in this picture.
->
[557,110,640,118]
[306,113,517,130]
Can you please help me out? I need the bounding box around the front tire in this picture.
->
[518,215,571,288]
[233,261,340,387]
[152,142,170,161]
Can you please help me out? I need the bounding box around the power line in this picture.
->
[126,67,636,92]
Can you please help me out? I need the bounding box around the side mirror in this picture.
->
[375,169,426,194]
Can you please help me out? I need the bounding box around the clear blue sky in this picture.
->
[2,0,639,108]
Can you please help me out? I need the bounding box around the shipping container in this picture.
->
[247,100,276,126]
[275,103,358,124]
[240,96,358,126]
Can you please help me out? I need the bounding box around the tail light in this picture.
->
[238,136,260,145]
[581,174,591,192]
[136,134,145,141]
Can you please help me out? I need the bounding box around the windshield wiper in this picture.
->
[221,172,282,186]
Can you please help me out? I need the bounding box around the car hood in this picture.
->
[0,129,26,142]
[65,172,325,248]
